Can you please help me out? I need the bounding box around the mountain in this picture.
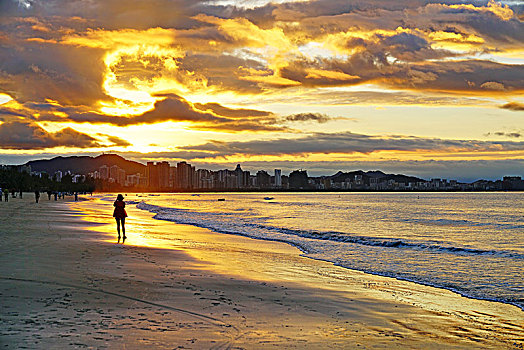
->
[26,154,146,175]
[327,170,425,184]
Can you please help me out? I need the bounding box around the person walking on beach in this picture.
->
[113,194,127,240]
[3,189,8,202]
[35,190,40,203]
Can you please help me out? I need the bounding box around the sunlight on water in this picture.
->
[108,192,523,309]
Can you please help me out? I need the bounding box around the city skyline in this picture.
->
[11,153,522,191]
[0,0,523,180]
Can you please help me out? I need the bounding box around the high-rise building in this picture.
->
[256,170,270,189]
[146,162,159,189]
[157,161,170,189]
[169,166,177,188]
[176,161,194,189]
[109,165,119,182]
[117,168,126,185]
[274,169,282,187]
[234,164,244,188]
[99,165,109,180]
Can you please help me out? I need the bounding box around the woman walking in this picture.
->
[113,194,128,240]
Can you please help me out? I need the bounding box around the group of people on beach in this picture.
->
[0,188,81,203]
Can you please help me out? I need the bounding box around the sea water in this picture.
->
[125,192,522,309]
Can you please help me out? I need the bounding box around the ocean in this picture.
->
[123,192,522,309]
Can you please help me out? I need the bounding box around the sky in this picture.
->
[0,0,523,181]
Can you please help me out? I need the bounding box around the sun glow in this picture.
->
[0,93,13,105]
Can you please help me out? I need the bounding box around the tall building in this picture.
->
[109,165,119,182]
[157,161,170,189]
[235,164,245,188]
[177,161,194,189]
[146,162,159,189]
[169,166,177,189]
[117,168,126,185]
[256,170,270,189]
[99,165,109,180]
[274,169,282,187]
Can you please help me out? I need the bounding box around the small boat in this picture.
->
[217,198,225,201]
[263,197,274,200]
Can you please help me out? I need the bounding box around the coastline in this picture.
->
[1,195,523,348]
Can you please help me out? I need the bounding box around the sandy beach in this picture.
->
[1,194,523,349]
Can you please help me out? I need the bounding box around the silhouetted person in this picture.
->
[47,191,52,200]
[19,190,22,199]
[54,192,57,201]
[74,192,78,201]
[113,194,128,240]
[35,190,40,203]
[3,189,8,202]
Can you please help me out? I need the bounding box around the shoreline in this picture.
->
[1,194,523,348]
[136,194,524,313]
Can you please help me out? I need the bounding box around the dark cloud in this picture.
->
[7,94,286,132]
[193,102,272,119]
[175,131,524,158]
[0,17,109,105]
[284,113,332,123]
[0,121,122,149]
[486,131,522,138]
[98,134,133,147]
[501,102,524,111]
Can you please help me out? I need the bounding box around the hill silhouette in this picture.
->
[26,154,146,175]
[328,170,425,184]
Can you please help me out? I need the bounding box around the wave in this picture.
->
[137,202,523,260]
[400,217,524,230]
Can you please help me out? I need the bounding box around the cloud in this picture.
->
[193,102,272,119]
[175,131,524,158]
[501,102,524,111]
[4,94,286,132]
[284,113,332,123]
[486,131,522,138]
[0,121,129,149]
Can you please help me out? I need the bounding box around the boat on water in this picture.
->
[217,198,225,201]
[263,197,274,200]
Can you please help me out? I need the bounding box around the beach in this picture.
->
[1,194,523,349]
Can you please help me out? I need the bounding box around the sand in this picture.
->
[0,194,523,349]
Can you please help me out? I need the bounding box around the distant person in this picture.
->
[47,191,52,200]
[54,192,57,201]
[113,194,128,240]
[3,189,8,202]
[35,190,40,203]
[74,192,78,201]
[19,190,22,199]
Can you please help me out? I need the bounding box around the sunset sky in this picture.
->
[1,0,523,181]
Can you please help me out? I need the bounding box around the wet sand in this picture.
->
[0,195,523,349]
